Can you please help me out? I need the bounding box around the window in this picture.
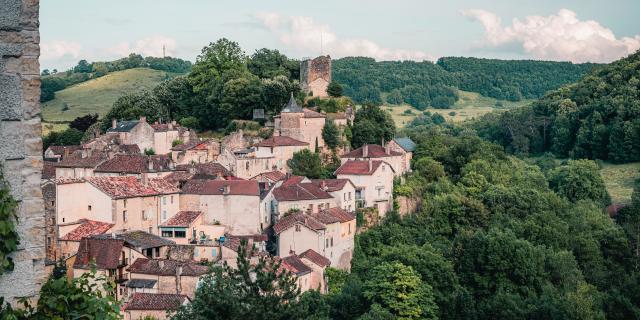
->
[349,192,352,200]
[162,197,167,205]
[349,224,351,234]
[295,225,301,232]
[161,230,173,237]
[170,196,174,204]
[325,239,329,248]
[62,217,65,223]
[212,248,217,257]
[378,188,381,197]
[148,227,152,234]
[331,237,334,246]
[344,193,346,201]
[382,165,385,171]
[123,199,127,208]
[245,162,250,170]
[162,210,167,221]
[88,205,92,211]
[155,247,160,257]
[122,210,127,222]
[141,210,146,220]
[174,230,186,238]
[50,201,55,206]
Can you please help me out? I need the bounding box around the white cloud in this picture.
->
[40,40,82,61]
[108,35,177,58]
[462,8,640,63]
[254,12,433,61]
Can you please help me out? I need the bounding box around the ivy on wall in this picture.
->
[0,169,19,274]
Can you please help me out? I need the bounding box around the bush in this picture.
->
[448,111,456,116]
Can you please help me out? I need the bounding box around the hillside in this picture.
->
[473,51,640,163]
[42,68,183,122]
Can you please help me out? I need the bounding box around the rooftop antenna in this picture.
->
[162,45,166,58]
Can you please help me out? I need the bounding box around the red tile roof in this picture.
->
[74,238,124,270]
[250,170,287,183]
[281,255,312,276]
[303,108,326,118]
[123,293,189,311]
[310,179,353,192]
[128,258,208,277]
[335,160,394,176]
[175,162,231,177]
[299,249,331,267]
[273,183,333,202]
[60,219,114,241]
[256,136,309,147]
[161,211,202,227]
[46,145,83,156]
[273,213,326,234]
[88,176,179,199]
[181,179,259,196]
[314,207,355,224]
[94,154,173,173]
[281,175,306,187]
[341,144,403,158]
[55,151,108,168]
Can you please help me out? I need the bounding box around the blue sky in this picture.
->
[40,0,640,70]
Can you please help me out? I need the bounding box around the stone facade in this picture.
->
[0,0,46,303]
[300,55,331,97]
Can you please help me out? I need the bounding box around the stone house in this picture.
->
[335,160,395,215]
[341,144,408,176]
[171,139,219,165]
[273,95,327,150]
[57,219,114,260]
[217,147,275,180]
[386,137,416,174]
[300,55,331,97]
[122,292,189,320]
[92,231,176,260]
[310,179,357,212]
[55,150,108,178]
[126,258,208,299]
[55,176,181,234]
[159,210,225,245]
[254,136,309,172]
[107,117,156,152]
[281,249,331,293]
[44,145,83,162]
[151,121,196,155]
[272,180,335,218]
[250,170,287,184]
[93,154,175,179]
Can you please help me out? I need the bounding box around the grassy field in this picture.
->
[42,68,183,122]
[600,162,640,204]
[41,122,69,135]
[386,90,533,128]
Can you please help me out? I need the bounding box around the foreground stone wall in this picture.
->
[0,0,45,303]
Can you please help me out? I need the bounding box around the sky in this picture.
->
[40,0,640,70]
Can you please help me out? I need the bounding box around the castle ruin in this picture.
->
[300,55,331,98]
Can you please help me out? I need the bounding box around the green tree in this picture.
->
[327,81,344,97]
[548,159,611,206]
[102,90,168,130]
[219,75,263,122]
[351,105,396,148]
[247,48,298,80]
[363,262,437,320]
[288,149,324,179]
[42,128,84,151]
[322,120,340,150]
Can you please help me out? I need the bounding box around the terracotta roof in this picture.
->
[118,144,141,154]
[299,249,331,267]
[46,145,83,156]
[60,219,114,241]
[256,136,309,147]
[128,258,208,276]
[175,162,231,177]
[42,161,56,180]
[222,233,268,253]
[161,211,202,227]
[341,144,403,158]
[281,255,312,276]
[310,179,353,192]
[273,183,333,202]
[171,139,213,151]
[303,108,326,118]
[335,160,394,176]
[273,213,326,234]
[123,293,188,311]
[281,175,306,187]
[93,230,175,249]
[55,151,108,168]
[88,176,179,199]
[74,238,124,270]
[94,154,173,173]
[250,171,287,183]
[314,207,355,224]
[181,179,259,196]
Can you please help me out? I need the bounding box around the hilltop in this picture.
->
[42,68,185,122]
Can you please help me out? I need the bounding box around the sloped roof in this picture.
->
[88,176,179,199]
[128,258,208,277]
[46,145,83,156]
[335,160,394,176]
[161,211,202,227]
[181,179,259,196]
[341,144,402,158]
[299,249,331,267]
[303,108,326,118]
[151,123,188,133]
[310,179,354,192]
[273,183,333,202]
[93,230,175,250]
[256,136,309,147]
[282,93,303,113]
[123,293,189,311]
[55,151,108,168]
[250,170,287,183]
[126,279,157,289]
[314,207,355,224]
[60,219,114,241]
[281,175,307,187]
[281,255,312,276]
[107,120,139,133]
[393,137,416,152]
[273,212,326,234]
[74,238,124,270]
[175,162,231,177]
[94,154,173,173]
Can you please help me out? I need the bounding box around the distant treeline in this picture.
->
[40,54,192,102]
[332,56,599,109]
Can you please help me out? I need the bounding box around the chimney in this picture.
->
[320,180,327,191]
[148,158,154,171]
[385,142,391,155]
[140,116,147,123]
[63,147,70,159]
[176,265,183,294]
[363,144,368,158]
[112,119,117,129]
[368,159,372,173]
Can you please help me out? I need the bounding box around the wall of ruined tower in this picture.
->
[0,0,46,303]
[300,55,331,97]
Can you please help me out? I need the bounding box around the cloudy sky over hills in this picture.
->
[41,0,640,70]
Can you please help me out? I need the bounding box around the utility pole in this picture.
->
[162,45,166,58]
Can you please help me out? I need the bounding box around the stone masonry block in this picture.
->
[0,0,22,31]
[0,74,22,120]
[3,158,24,200]
[4,55,38,74]
[0,120,25,159]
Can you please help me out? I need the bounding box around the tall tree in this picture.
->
[351,105,396,148]
[322,120,340,150]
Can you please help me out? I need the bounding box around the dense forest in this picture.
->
[472,51,640,163]
[332,56,597,109]
[40,54,192,102]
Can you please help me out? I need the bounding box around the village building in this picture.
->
[55,176,180,234]
[300,55,332,97]
[282,249,331,293]
[254,136,309,172]
[171,139,220,165]
[93,154,175,178]
[341,144,408,176]
[93,231,176,260]
[151,121,196,155]
[54,150,108,178]
[159,210,225,246]
[386,137,416,174]
[57,219,114,260]
[122,292,189,320]
[126,258,208,299]
[335,160,395,214]
[272,178,335,218]
[217,147,275,179]
[107,117,156,152]
[250,170,287,184]
[273,95,327,150]
[44,145,83,162]
[310,179,357,212]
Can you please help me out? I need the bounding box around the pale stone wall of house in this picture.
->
[276,198,334,218]
[328,183,356,212]
[341,153,405,177]
[337,162,395,215]
[125,309,171,320]
[42,180,56,262]
[55,167,94,178]
[256,144,308,172]
[387,140,412,174]
[183,193,261,235]
[153,130,180,155]
[299,257,326,292]
[301,117,325,149]
[56,182,112,224]
[278,226,324,256]
[235,157,274,179]
[259,189,276,229]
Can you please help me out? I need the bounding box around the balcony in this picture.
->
[355,199,366,209]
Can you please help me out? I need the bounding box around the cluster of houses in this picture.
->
[42,95,415,319]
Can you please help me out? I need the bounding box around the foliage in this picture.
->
[179,116,200,130]
[247,48,299,80]
[322,120,340,150]
[172,241,315,320]
[326,267,350,295]
[101,89,168,130]
[144,148,156,156]
[0,167,18,275]
[172,139,184,147]
[288,149,324,179]
[68,113,99,132]
[42,128,84,151]
[548,159,611,206]
[327,81,344,97]
[351,105,396,148]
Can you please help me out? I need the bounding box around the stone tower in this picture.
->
[0,0,46,303]
[300,55,331,97]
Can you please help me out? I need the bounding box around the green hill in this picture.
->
[42,68,184,122]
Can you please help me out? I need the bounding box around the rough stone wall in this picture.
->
[42,180,56,263]
[0,0,46,303]
[300,55,331,97]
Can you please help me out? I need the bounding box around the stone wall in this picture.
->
[300,55,331,97]
[0,0,45,303]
